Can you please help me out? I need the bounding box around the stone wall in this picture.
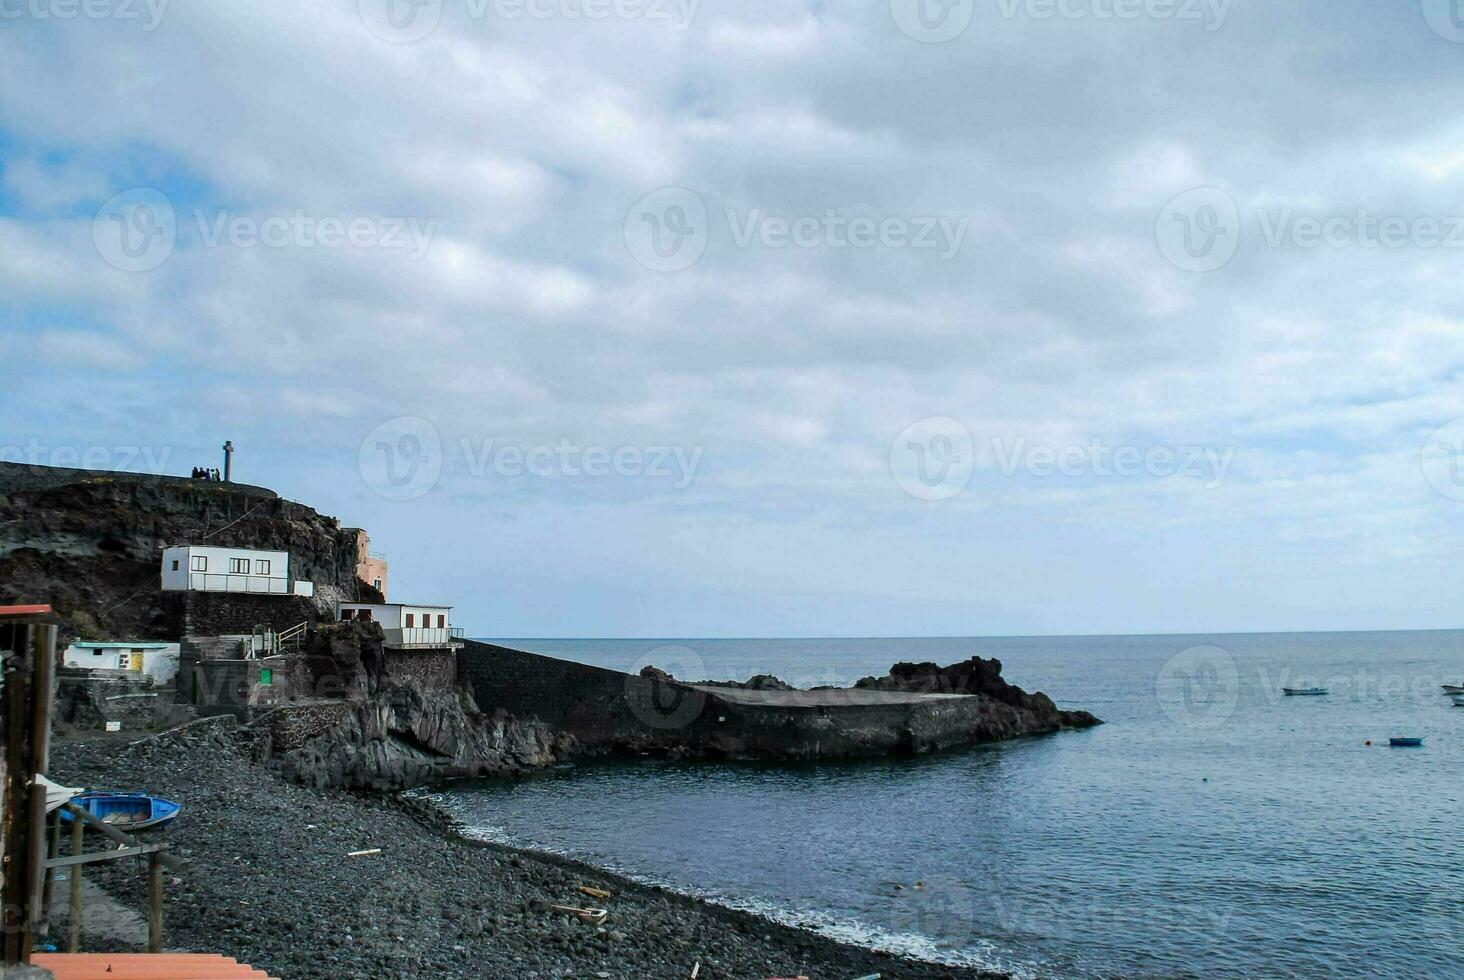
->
[459,640,1096,760]
[383,649,457,693]
[176,591,320,637]
[54,668,187,733]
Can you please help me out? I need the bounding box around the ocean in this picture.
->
[433,633,1464,978]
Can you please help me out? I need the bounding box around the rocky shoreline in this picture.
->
[50,726,1004,980]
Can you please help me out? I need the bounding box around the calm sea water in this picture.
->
[436,633,1464,978]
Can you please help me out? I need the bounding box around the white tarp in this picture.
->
[35,773,82,814]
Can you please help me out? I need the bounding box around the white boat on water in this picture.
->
[1452,695,1464,707]
[1443,685,1464,695]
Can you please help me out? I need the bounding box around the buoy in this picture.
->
[1365,740,1372,746]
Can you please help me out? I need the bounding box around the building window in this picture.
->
[341,608,356,621]
[171,560,180,571]
[405,613,415,628]
[255,559,271,575]
[437,614,445,628]
[260,668,273,686]
[229,557,250,574]
[191,555,207,572]
[117,654,128,669]
[373,578,382,590]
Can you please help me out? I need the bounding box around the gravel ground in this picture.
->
[49,729,1003,980]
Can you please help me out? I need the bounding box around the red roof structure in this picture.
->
[0,604,53,618]
[32,954,277,978]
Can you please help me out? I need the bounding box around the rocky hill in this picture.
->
[0,461,373,641]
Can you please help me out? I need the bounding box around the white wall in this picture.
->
[161,545,290,594]
[63,643,181,685]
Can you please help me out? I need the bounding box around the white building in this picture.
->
[63,641,180,685]
[161,545,314,596]
[335,601,461,649]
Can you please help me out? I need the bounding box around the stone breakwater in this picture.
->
[461,641,1102,761]
[50,729,1004,980]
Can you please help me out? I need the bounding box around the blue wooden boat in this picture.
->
[59,792,182,831]
[1389,737,1424,748]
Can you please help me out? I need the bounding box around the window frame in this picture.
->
[229,557,251,574]
[190,555,208,572]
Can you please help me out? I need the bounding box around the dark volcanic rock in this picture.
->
[857,656,1102,730]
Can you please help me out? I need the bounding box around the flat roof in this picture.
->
[73,641,173,649]
[338,601,452,609]
[691,685,971,707]
[0,604,53,618]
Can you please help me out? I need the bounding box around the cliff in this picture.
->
[0,461,375,640]
[255,622,564,790]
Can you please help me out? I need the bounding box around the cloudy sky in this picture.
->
[5,0,1464,638]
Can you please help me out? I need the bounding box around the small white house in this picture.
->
[161,545,312,596]
[335,601,461,649]
[63,641,180,685]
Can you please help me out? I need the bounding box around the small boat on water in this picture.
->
[1283,688,1329,696]
[1452,695,1464,707]
[1442,685,1464,695]
[1389,737,1425,748]
[59,792,183,831]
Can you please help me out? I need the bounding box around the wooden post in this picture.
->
[68,814,83,953]
[2,621,36,965]
[147,852,163,953]
[38,813,60,940]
